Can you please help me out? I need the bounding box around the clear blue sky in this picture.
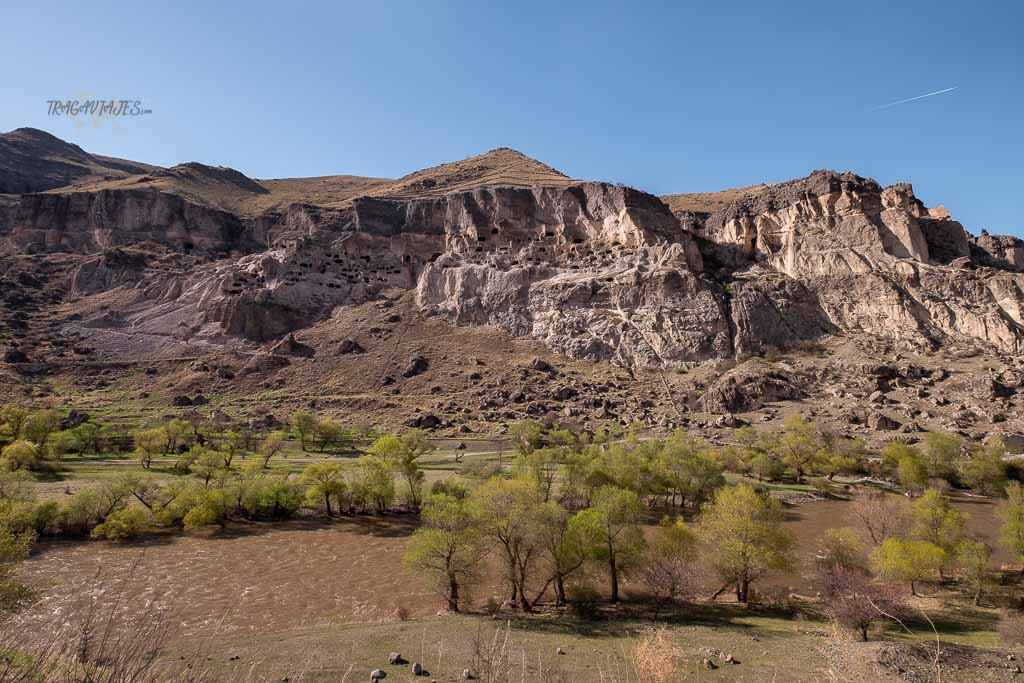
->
[2,1,1021,234]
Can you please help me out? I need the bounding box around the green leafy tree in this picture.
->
[183,489,231,530]
[300,462,348,516]
[470,477,543,610]
[897,454,928,493]
[700,483,795,603]
[534,502,586,606]
[369,431,433,510]
[0,521,34,613]
[350,456,394,513]
[871,537,945,595]
[911,488,965,574]
[657,431,725,509]
[314,419,348,453]
[0,440,45,472]
[921,432,961,483]
[133,427,169,470]
[816,527,869,573]
[776,414,823,483]
[23,409,62,449]
[509,420,544,457]
[69,421,103,455]
[291,411,316,451]
[0,404,30,441]
[960,440,1008,495]
[257,431,287,468]
[998,482,1024,564]
[956,540,991,606]
[571,485,646,603]
[404,493,485,612]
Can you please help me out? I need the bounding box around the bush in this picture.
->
[630,627,682,683]
[1,440,44,472]
[819,566,906,641]
[57,488,107,536]
[91,507,152,542]
[430,479,469,499]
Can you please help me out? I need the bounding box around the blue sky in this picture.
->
[2,1,1021,234]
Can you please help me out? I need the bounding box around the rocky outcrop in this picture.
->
[4,131,1023,372]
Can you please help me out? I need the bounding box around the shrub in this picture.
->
[630,627,683,683]
[91,507,152,542]
[1,440,44,472]
[819,566,906,641]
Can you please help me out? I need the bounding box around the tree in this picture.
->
[404,493,484,612]
[183,489,230,530]
[291,411,316,451]
[23,409,62,448]
[133,427,169,470]
[257,431,287,468]
[920,432,961,483]
[871,538,945,595]
[998,482,1024,565]
[164,418,191,454]
[191,448,229,487]
[0,520,34,613]
[898,454,928,493]
[819,566,906,641]
[816,527,869,573]
[571,485,646,603]
[0,440,45,472]
[314,419,347,453]
[0,404,30,441]
[300,462,348,516]
[533,502,586,606]
[957,540,991,606]
[640,516,701,605]
[369,432,432,510]
[470,477,543,610]
[911,488,965,574]
[960,440,1008,495]
[509,420,544,457]
[776,414,823,483]
[700,483,795,603]
[350,456,394,513]
[657,431,724,509]
[850,491,911,546]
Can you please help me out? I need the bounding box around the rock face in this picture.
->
[2,130,1023,372]
[667,170,1024,358]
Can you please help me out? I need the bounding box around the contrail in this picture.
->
[871,86,958,111]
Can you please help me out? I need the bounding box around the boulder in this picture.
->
[867,412,902,431]
[270,334,315,358]
[339,338,365,354]
[402,354,429,378]
[370,670,386,681]
[172,395,193,407]
[530,358,555,373]
[3,348,29,363]
[406,414,442,429]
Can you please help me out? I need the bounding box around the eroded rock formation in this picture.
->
[2,130,1022,372]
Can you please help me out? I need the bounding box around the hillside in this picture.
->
[0,128,1022,451]
[0,127,159,194]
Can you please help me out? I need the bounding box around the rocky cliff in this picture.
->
[2,130,1023,372]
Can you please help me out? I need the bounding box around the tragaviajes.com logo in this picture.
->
[46,99,152,117]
